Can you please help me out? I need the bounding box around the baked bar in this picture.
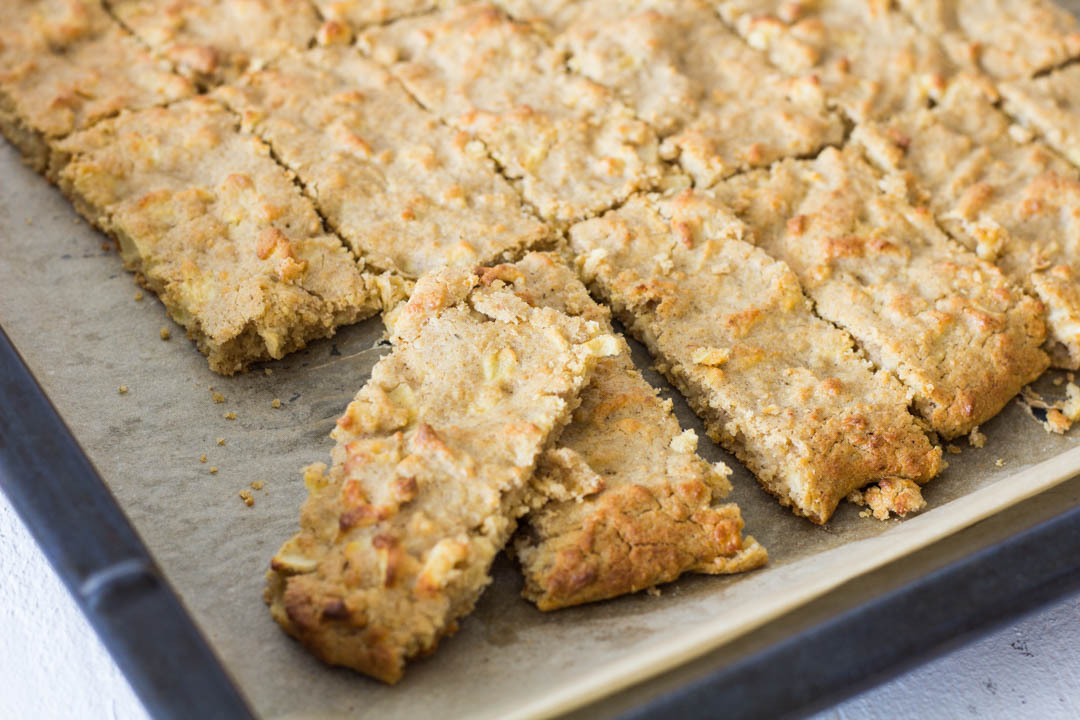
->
[266,266,617,683]
[0,0,193,173]
[569,191,943,524]
[215,47,548,278]
[711,145,1049,438]
[490,252,767,611]
[856,75,1080,369]
[359,3,665,225]
[110,0,322,84]
[53,96,383,374]
[552,0,842,188]
[897,0,1080,79]
[1000,64,1080,169]
[716,0,965,122]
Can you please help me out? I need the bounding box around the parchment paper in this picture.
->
[3,93,1080,717]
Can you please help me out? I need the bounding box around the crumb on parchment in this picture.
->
[217,437,226,446]
[968,426,986,448]
[239,490,254,506]
[212,391,225,404]
[251,481,264,490]
[224,411,236,420]
[200,454,207,463]
[160,327,171,340]
[848,478,927,520]
[134,292,143,301]
[646,586,661,598]
[947,444,962,454]
[264,368,273,376]
[271,398,281,408]
[996,458,1005,467]
[117,385,128,394]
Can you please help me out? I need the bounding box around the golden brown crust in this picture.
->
[111,0,322,84]
[569,192,943,524]
[53,96,382,374]
[266,266,617,682]
[215,46,549,278]
[0,0,193,173]
[855,74,1080,370]
[500,252,766,610]
[717,0,963,122]
[711,144,1049,438]
[359,3,664,225]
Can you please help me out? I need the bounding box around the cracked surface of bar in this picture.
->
[487,252,767,611]
[548,0,843,188]
[266,266,615,682]
[0,0,194,173]
[856,75,1080,369]
[360,2,665,225]
[109,0,321,83]
[215,46,549,278]
[897,0,1080,79]
[711,144,1048,438]
[54,96,382,374]
[312,0,438,32]
[1000,64,1080,169]
[716,0,965,122]
[569,190,943,523]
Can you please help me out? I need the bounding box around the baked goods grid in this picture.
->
[4,0,1080,717]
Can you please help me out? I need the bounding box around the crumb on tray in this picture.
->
[239,489,254,506]
[224,411,236,420]
[217,437,226,446]
[271,398,281,408]
[251,480,264,490]
[160,327,171,340]
[133,292,143,301]
[968,426,986,448]
[117,385,128,394]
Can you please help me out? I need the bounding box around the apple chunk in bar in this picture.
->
[53,96,382,374]
[569,191,943,524]
[267,266,617,683]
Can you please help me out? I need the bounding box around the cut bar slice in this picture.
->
[855,75,1080,368]
[555,0,843,187]
[1000,64,1080,169]
[0,0,193,173]
[215,47,548,278]
[359,2,664,225]
[711,145,1049,438]
[491,252,766,611]
[110,0,321,84]
[266,266,617,683]
[897,0,1080,79]
[54,96,382,374]
[716,0,966,122]
[569,191,943,523]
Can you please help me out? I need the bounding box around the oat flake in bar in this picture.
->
[569,191,943,524]
[267,266,617,683]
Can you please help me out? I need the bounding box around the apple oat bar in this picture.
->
[487,252,767,611]
[855,75,1080,369]
[716,0,969,122]
[711,145,1049,438]
[266,266,617,683]
[569,191,943,524]
[359,2,664,225]
[897,0,1080,79]
[1000,64,1080,170]
[0,0,193,173]
[53,96,383,374]
[110,0,321,84]
[552,0,843,188]
[215,46,548,278]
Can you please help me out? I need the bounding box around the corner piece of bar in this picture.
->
[488,252,766,611]
[711,144,1049,438]
[266,265,617,683]
[569,191,943,524]
[0,0,194,173]
[53,96,383,374]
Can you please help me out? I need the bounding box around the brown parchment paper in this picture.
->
[3,114,1080,717]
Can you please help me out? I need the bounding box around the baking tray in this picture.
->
[3,73,1080,720]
